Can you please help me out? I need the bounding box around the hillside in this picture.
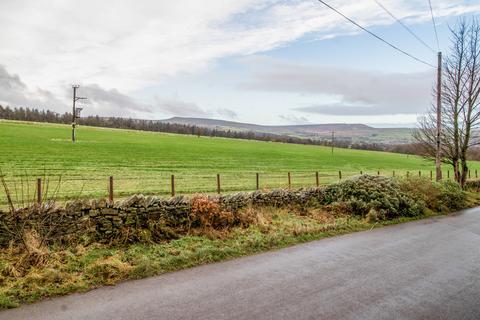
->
[161,117,413,144]
[0,120,460,206]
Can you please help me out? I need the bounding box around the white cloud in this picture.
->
[216,108,239,120]
[154,96,210,117]
[279,114,310,124]
[0,65,65,110]
[0,0,479,118]
[240,57,435,115]
[79,84,152,117]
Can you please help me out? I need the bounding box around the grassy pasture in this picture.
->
[0,120,474,205]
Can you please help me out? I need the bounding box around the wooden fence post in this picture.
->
[217,174,221,194]
[37,178,42,205]
[406,171,410,178]
[393,170,395,177]
[0,175,14,212]
[360,170,363,175]
[108,176,114,204]
[430,171,433,180]
[288,172,291,189]
[256,173,259,190]
[315,171,319,187]
[377,170,380,176]
[476,169,478,179]
[171,174,175,197]
[418,171,421,177]
[447,170,450,179]
[338,171,342,180]
[468,170,471,179]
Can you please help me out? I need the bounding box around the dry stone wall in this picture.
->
[0,188,325,246]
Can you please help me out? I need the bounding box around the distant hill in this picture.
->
[161,117,413,145]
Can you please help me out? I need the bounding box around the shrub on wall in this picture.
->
[465,179,480,192]
[437,180,467,211]
[399,177,467,212]
[322,175,424,220]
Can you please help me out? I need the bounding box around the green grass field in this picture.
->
[0,120,474,206]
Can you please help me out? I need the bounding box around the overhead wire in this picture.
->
[373,0,436,53]
[316,0,435,68]
[427,0,441,51]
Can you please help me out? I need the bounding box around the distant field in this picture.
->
[0,120,473,206]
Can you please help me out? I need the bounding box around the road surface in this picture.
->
[2,208,480,320]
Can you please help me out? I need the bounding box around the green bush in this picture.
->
[323,175,424,220]
[399,177,466,212]
[398,177,441,211]
[465,179,480,192]
[438,180,467,211]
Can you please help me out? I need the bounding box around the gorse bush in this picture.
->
[465,179,480,192]
[398,177,467,212]
[323,175,424,220]
[437,180,467,211]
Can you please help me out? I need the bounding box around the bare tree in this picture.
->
[459,19,480,186]
[414,18,480,188]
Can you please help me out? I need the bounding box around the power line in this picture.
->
[373,0,436,53]
[427,0,440,51]
[316,0,435,68]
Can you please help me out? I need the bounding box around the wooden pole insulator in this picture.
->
[217,174,221,194]
[288,172,291,189]
[338,171,342,180]
[108,176,114,204]
[315,171,319,187]
[171,175,175,197]
[256,173,259,190]
[37,178,42,205]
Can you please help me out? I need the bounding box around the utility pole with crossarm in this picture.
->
[72,85,87,142]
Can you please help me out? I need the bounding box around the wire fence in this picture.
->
[0,169,476,209]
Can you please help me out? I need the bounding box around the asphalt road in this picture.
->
[2,208,480,320]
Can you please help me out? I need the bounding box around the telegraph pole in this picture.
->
[331,130,335,155]
[435,52,442,181]
[72,85,86,142]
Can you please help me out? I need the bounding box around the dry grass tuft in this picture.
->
[85,254,133,286]
[305,208,336,224]
[236,206,274,233]
[14,230,50,272]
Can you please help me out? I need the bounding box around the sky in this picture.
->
[1,0,480,127]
